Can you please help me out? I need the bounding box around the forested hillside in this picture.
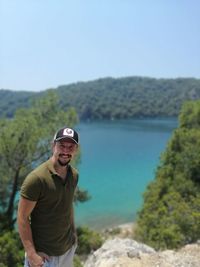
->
[0,90,35,117]
[1,77,200,120]
[135,100,200,250]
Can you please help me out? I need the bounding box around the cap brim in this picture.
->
[54,136,78,144]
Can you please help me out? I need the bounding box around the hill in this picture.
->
[1,76,200,120]
[0,89,35,118]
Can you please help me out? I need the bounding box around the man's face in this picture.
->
[53,139,78,166]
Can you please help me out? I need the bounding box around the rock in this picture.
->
[84,238,155,267]
[127,249,140,259]
[84,238,200,267]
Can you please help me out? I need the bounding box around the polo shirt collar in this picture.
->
[46,158,57,175]
[46,158,71,176]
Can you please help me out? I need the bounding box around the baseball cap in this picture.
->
[53,127,79,144]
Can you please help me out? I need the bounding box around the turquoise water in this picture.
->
[74,118,178,230]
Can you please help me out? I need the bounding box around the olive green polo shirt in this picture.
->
[20,159,78,256]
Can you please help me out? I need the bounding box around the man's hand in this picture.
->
[38,251,50,262]
[27,251,48,267]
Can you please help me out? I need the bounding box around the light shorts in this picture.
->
[24,243,77,267]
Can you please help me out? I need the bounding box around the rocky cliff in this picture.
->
[84,238,200,267]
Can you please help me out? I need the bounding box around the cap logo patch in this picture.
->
[63,128,74,137]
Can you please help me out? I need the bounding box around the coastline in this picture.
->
[101,222,135,239]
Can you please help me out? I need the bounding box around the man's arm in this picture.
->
[17,197,46,267]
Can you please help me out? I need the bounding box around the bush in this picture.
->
[73,255,84,267]
[0,231,24,267]
[76,226,103,255]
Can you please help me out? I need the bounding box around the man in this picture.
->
[17,127,79,267]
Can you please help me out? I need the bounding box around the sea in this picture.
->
[74,118,178,230]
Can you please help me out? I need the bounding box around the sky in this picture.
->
[0,0,200,91]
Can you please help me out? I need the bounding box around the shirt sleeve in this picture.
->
[20,172,42,201]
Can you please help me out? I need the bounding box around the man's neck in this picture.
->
[51,157,68,180]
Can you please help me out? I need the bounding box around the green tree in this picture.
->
[0,91,80,231]
[135,100,200,249]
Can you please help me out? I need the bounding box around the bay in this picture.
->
[74,118,178,230]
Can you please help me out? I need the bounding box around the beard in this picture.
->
[58,154,72,166]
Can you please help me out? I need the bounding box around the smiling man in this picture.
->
[17,127,79,267]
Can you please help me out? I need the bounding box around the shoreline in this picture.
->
[102,221,134,231]
[101,222,136,239]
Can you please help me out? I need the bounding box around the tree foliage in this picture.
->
[0,90,34,118]
[0,231,24,267]
[73,255,84,267]
[1,77,200,120]
[135,100,200,250]
[0,91,82,231]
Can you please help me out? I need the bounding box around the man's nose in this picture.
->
[62,145,72,152]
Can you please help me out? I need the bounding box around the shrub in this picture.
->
[73,255,84,267]
[0,231,24,267]
[76,226,103,255]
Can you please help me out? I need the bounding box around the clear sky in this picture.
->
[0,0,200,91]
